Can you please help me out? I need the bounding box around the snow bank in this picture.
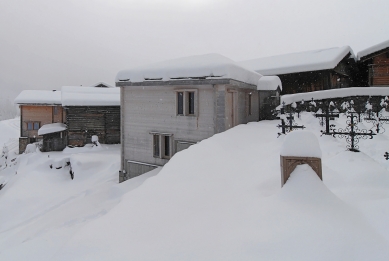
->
[116,53,262,87]
[14,90,61,105]
[24,143,37,153]
[257,76,282,91]
[357,39,389,60]
[240,46,354,75]
[280,130,322,158]
[38,123,67,136]
[281,87,389,106]
[61,86,120,106]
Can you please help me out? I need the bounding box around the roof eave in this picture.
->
[116,78,257,89]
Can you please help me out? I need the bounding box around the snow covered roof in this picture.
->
[14,90,62,105]
[93,82,115,88]
[116,53,262,87]
[357,39,389,61]
[240,46,355,76]
[257,76,282,91]
[61,86,120,106]
[281,87,389,106]
[38,123,67,136]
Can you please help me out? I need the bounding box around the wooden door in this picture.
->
[227,91,236,128]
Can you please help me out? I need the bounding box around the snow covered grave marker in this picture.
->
[280,131,322,187]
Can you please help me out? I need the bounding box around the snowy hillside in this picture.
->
[1,113,389,260]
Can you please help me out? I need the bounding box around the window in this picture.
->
[188,92,195,115]
[176,90,197,116]
[153,134,160,157]
[248,93,252,116]
[151,132,173,159]
[53,106,59,115]
[177,92,184,115]
[26,122,40,130]
[164,136,170,157]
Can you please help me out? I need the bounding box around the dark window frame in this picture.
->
[26,121,40,131]
[175,89,198,116]
[151,132,173,159]
[177,92,184,115]
[33,122,40,130]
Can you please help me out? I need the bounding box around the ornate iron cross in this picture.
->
[331,111,375,152]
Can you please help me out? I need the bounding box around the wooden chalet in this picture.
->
[357,40,389,87]
[14,90,64,153]
[116,53,281,182]
[61,86,120,146]
[240,46,356,94]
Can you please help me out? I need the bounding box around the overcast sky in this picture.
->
[1,0,389,99]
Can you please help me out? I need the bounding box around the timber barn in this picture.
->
[357,39,389,87]
[61,86,120,146]
[240,46,356,94]
[116,53,281,182]
[14,90,64,153]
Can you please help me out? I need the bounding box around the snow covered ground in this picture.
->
[1,113,389,260]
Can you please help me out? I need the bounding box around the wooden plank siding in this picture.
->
[20,105,64,138]
[277,55,355,94]
[66,106,120,146]
[369,52,389,86]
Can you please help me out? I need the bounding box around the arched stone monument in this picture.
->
[280,131,322,187]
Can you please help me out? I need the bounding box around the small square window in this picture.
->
[152,133,173,159]
[176,90,197,116]
[34,122,40,130]
[27,122,33,130]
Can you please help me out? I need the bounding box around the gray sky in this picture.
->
[1,0,389,99]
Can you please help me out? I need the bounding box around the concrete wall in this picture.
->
[120,81,258,181]
[121,85,216,172]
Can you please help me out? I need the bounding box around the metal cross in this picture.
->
[331,111,375,152]
[315,101,340,135]
[277,102,305,137]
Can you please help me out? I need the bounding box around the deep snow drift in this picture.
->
[1,113,389,260]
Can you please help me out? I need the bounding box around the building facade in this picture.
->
[357,40,389,87]
[14,90,64,153]
[117,54,281,182]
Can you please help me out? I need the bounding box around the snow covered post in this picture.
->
[280,131,322,187]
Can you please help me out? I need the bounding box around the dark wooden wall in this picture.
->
[66,106,120,146]
[278,55,355,95]
[370,52,389,86]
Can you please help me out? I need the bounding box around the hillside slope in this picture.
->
[0,113,389,260]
